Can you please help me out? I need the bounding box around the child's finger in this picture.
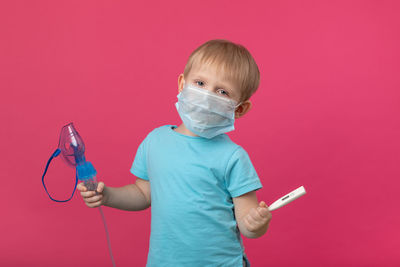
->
[257,201,271,217]
[77,182,87,192]
[96,182,105,193]
[92,201,102,207]
[244,215,257,232]
[257,206,270,218]
[88,201,101,208]
[259,201,267,207]
[81,191,96,198]
[86,195,103,203]
[249,207,263,221]
[86,202,98,208]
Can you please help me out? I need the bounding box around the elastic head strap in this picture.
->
[41,148,78,202]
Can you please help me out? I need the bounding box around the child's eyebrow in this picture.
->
[194,75,208,81]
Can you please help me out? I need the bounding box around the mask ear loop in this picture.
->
[234,101,242,109]
[41,148,78,202]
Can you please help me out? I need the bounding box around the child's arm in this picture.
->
[233,191,272,239]
[78,177,151,211]
[103,177,151,211]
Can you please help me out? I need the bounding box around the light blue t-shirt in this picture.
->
[130,125,263,267]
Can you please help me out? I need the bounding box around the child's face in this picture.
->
[177,62,252,119]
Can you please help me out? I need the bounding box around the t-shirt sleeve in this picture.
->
[130,133,151,181]
[225,146,263,197]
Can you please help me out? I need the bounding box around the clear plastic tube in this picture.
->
[98,206,116,267]
[84,176,116,267]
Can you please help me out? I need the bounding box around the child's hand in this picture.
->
[77,181,107,208]
[243,201,272,233]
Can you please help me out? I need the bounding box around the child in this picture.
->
[77,39,272,267]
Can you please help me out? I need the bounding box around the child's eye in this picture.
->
[216,89,229,96]
[195,81,205,87]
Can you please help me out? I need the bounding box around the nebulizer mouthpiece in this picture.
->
[41,122,116,267]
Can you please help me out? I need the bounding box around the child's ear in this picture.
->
[177,73,184,93]
[235,100,252,119]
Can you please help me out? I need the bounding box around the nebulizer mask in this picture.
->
[41,122,116,267]
[175,82,242,139]
[42,123,98,201]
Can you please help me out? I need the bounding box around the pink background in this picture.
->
[1,1,399,266]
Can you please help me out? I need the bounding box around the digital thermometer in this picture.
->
[268,186,306,211]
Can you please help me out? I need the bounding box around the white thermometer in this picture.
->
[268,186,306,211]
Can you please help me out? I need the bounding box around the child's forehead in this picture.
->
[189,62,236,87]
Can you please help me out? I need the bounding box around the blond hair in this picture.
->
[183,39,260,102]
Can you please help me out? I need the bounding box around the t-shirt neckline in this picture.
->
[168,125,213,142]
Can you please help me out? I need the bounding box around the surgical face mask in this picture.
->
[175,82,242,139]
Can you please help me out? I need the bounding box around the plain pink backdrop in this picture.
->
[1,1,399,266]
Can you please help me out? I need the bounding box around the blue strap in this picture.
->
[42,148,78,202]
